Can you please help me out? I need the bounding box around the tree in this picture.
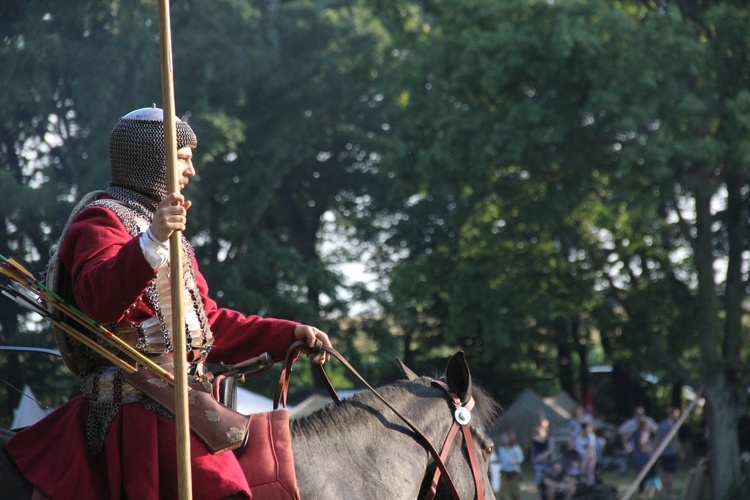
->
[167,0,400,389]
[370,1,749,495]
[0,0,400,396]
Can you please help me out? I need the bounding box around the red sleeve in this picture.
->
[196,268,300,364]
[60,206,157,323]
[60,205,300,364]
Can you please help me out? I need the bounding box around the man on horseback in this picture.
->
[4,107,332,499]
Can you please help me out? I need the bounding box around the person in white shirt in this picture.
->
[573,421,597,486]
[618,406,658,453]
[497,432,525,500]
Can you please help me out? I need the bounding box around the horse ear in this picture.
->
[396,357,419,381]
[445,351,472,403]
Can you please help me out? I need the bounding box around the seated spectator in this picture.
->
[540,460,576,500]
[566,456,582,485]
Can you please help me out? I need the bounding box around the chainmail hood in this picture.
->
[109,107,197,207]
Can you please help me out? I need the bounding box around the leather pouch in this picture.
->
[125,369,251,454]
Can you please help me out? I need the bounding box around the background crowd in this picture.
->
[490,404,687,500]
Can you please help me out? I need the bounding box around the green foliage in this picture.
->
[359,0,749,494]
[357,0,748,419]
[0,0,397,390]
[3,9,750,494]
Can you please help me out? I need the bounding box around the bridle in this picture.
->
[424,379,484,500]
[273,341,486,500]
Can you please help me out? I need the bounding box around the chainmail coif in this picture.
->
[109,109,197,209]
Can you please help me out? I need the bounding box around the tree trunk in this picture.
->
[573,316,589,405]
[693,188,742,498]
[555,319,575,398]
[670,382,683,410]
[704,379,742,498]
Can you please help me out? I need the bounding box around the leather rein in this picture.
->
[273,341,485,500]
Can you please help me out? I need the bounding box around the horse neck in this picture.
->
[290,381,452,498]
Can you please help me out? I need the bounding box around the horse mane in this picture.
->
[290,375,500,439]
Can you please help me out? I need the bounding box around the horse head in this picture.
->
[287,350,500,499]
[400,351,498,500]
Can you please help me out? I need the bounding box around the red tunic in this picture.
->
[6,205,300,499]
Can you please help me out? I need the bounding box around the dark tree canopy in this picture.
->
[2,1,750,495]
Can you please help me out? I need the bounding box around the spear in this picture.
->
[157,1,192,497]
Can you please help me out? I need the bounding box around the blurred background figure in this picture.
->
[531,413,554,498]
[497,431,524,500]
[618,406,658,454]
[631,418,660,497]
[490,447,501,493]
[657,407,685,498]
[540,460,576,500]
[574,421,597,487]
[618,406,658,475]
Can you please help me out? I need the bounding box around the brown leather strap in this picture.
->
[274,341,463,500]
[221,352,273,376]
[426,420,461,499]
[461,421,484,499]
[425,380,484,500]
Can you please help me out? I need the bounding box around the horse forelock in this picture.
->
[467,384,501,430]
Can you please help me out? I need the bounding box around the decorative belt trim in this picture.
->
[109,322,207,363]
[82,366,142,405]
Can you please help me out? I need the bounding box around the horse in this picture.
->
[0,351,498,499]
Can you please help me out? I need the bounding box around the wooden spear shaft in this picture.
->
[621,389,704,500]
[157,1,192,498]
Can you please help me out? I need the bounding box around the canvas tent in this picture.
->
[12,385,51,428]
[544,390,578,417]
[493,388,571,449]
[235,387,278,415]
[289,394,333,419]
[289,390,360,419]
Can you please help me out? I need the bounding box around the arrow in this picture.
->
[0,254,175,384]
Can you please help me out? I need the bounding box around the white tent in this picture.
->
[235,387,278,415]
[288,394,332,419]
[543,390,578,417]
[289,390,360,420]
[233,388,361,417]
[12,385,51,428]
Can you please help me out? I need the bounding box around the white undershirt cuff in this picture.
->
[140,227,170,268]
